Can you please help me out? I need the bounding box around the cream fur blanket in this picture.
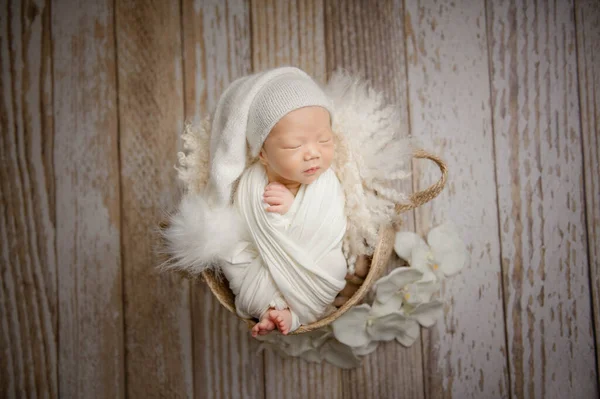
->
[221,162,347,331]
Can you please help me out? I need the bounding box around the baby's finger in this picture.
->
[263,189,284,197]
[264,196,283,205]
[263,192,285,201]
[266,205,283,213]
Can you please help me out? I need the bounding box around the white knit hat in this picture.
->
[206,66,333,206]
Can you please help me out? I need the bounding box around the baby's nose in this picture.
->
[304,146,320,160]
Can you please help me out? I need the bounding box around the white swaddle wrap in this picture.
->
[222,162,348,332]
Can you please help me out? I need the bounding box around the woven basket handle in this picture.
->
[395,149,447,213]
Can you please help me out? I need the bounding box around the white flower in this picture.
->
[373,268,423,303]
[394,221,467,282]
[372,267,439,309]
[369,300,444,347]
[389,313,420,347]
[320,338,362,369]
[351,341,379,356]
[332,304,415,348]
[255,327,363,369]
[256,328,330,357]
[402,300,444,328]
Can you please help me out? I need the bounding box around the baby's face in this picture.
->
[259,106,334,186]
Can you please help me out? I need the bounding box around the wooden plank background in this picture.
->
[1,0,598,398]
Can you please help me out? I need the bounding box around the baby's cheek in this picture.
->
[282,158,303,177]
[320,151,334,170]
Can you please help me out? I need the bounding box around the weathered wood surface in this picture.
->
[250,2,344,398]
[1,1,57,397]
[1,0,599,398]
[182,1,265,398]
[489,0,598,397]
[251,0,327,84]
[116,0,192,397]
[405,0,510,397]
[575,0,600,383]
[325,1,425,398]
[53,0,124,397]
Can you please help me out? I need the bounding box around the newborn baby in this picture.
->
[207,67,348,337]
[222,104,348,336]
[254,106,347,335]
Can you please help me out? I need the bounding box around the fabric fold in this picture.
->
[221,162,348,331]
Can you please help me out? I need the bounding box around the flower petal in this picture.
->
[373,267,424,303]
[331,304,371,347]
[309,329,333,349]
[371,293,404,317]
[394,232,427,260]
[321,339,363,369]
[410,300,444,327]
[411,242,438,282]
[427,221,467,276]
[298,348,323,363]
[278,334,316,357]
[366,311,415,341]
[352,340,380,356]
[395,320,420,347]
[414,281,441,303]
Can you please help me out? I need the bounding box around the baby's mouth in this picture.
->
[304,166,320,175]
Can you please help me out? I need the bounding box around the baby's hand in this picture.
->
[263,182,295,214]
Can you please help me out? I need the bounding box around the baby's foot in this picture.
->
[268,309,293,335]
[251,316,276,337]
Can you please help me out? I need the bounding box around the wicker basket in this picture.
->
[166,149,447,335]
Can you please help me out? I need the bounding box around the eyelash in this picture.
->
[284,139,331,149]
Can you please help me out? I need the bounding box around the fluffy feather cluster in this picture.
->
[160,194,248,274]
[325,71,412,259]
[161,71,413,275]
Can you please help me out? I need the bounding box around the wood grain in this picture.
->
[250,1,343,397]
[251,0,327,83]
[0,0,57,397]
[116,0,193,397]
[404,0,510,397]
[325,1,425,398]
[488,0,598,397]
[52,0,124,397]
[2,0,600,397]
[182,1,265,398]
[575,0,600,384]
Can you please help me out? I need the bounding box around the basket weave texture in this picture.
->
[199,149,447,335]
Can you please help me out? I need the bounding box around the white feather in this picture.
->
[160,193,248,275]
[326,70,414,257]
